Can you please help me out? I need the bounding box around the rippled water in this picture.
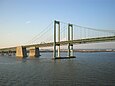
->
[0,52,115,86]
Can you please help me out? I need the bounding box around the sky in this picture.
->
[0,0,115,48]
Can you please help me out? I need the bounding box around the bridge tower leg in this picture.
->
[70,24,74,56]
[57,21,60,58]
[16,46,27,58]
[53,20,60,59]
[29,47,40,58]
[68,24,74,57]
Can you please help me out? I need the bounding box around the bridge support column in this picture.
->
[16,46,27,58]
[53,20,60,59]
[68,24,74,57]
[1,51,4,56]
[29,47,40,58]
[8,51,12,56]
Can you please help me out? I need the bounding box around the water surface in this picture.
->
[0,52,115,86]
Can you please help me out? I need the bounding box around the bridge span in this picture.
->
[0,20,115,59]
[0,36,115,51]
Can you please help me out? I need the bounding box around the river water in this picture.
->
[0,52,115,86]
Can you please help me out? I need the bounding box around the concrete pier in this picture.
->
[29,47,40,58]
[16,46,27,58]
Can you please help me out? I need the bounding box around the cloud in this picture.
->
[25,20,31,24]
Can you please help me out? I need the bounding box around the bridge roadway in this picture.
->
[0,36,115,52]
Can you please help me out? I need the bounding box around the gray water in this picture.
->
[0,52,115,86]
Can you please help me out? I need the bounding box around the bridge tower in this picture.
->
[53,20,75,59]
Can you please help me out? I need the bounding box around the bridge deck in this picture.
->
[0,36,115,52]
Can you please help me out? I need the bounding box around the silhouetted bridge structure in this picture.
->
[0,20,115,59]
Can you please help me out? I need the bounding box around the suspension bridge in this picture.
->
[0,20,115,59]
